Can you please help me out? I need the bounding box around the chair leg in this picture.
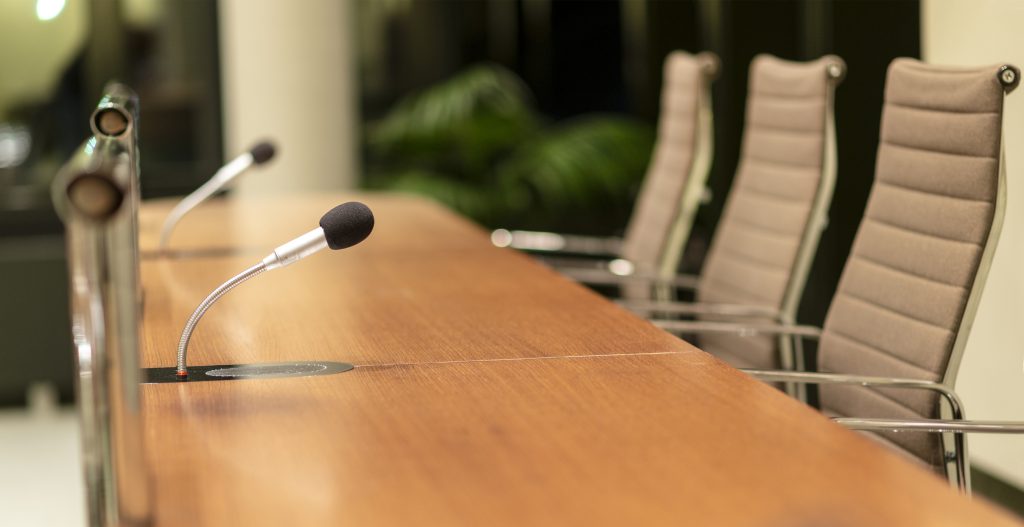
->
[952,432,971,494]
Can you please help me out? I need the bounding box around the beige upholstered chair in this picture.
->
[492,51,718,294]
[655,58,1024,492]
[623,54,845,377]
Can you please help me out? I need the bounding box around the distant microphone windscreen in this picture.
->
[250,141,276,164]
[320,202,374,250]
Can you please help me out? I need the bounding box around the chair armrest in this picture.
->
[744,370,987,494]
[491,229,621,257]
[621,300,781,319]
[533,256,641,281]
[538,255,618,271]
[834,418,1024,434]
[834,414,1024,494]
[655,320,822,339]
[560,268,700,290]
[740,370,964,419]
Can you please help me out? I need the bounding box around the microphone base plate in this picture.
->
[143,361,354,383]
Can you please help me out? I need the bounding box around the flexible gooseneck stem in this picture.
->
[159,154,252,251]
[176,263,266,377]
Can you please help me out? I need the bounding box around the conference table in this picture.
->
[136,192,1021,526]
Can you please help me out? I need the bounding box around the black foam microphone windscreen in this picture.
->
[320,202,374,250]
[250,141,277,164]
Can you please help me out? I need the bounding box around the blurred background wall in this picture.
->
[0,0,88,407]
[0,1,87,120]
[922,0,1024,491]
[219,0,357,194]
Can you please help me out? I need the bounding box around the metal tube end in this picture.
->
[67,173,125,220]
[998,64,1020,93]
[93,108,130,137]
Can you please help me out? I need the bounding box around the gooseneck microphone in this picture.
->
[158,141,277,251]
[175,202,374,377]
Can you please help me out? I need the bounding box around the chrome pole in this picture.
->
[56,135,152,526]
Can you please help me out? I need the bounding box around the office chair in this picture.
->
[492,51,718,298]
[653,58,1024,493]
[620,54,845,381]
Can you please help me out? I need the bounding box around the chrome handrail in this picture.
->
[55,84,151,527]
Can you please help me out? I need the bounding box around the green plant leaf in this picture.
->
[381,169,519,226]
[366,64,541,182]
[362,64,655,234]
[495,115,654,233]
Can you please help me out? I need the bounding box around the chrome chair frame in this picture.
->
[493,51,719,292]
[747,367,1024,494]
[654,317,1024,493]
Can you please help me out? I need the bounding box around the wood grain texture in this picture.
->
[139,193,487,256]
[140,192,688,368]
[140,249,688,368]
[144,354,1021,527]
[137,192,1023,526]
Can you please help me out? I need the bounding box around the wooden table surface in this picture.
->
[139,192,486,257]
[139,192,1022,526]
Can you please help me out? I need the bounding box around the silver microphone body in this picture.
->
[158,152,255,250]
[261,227,328,270]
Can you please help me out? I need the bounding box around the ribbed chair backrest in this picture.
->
[619,51,717,293]
[696,54,844,369]
[818,59,1017,471]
